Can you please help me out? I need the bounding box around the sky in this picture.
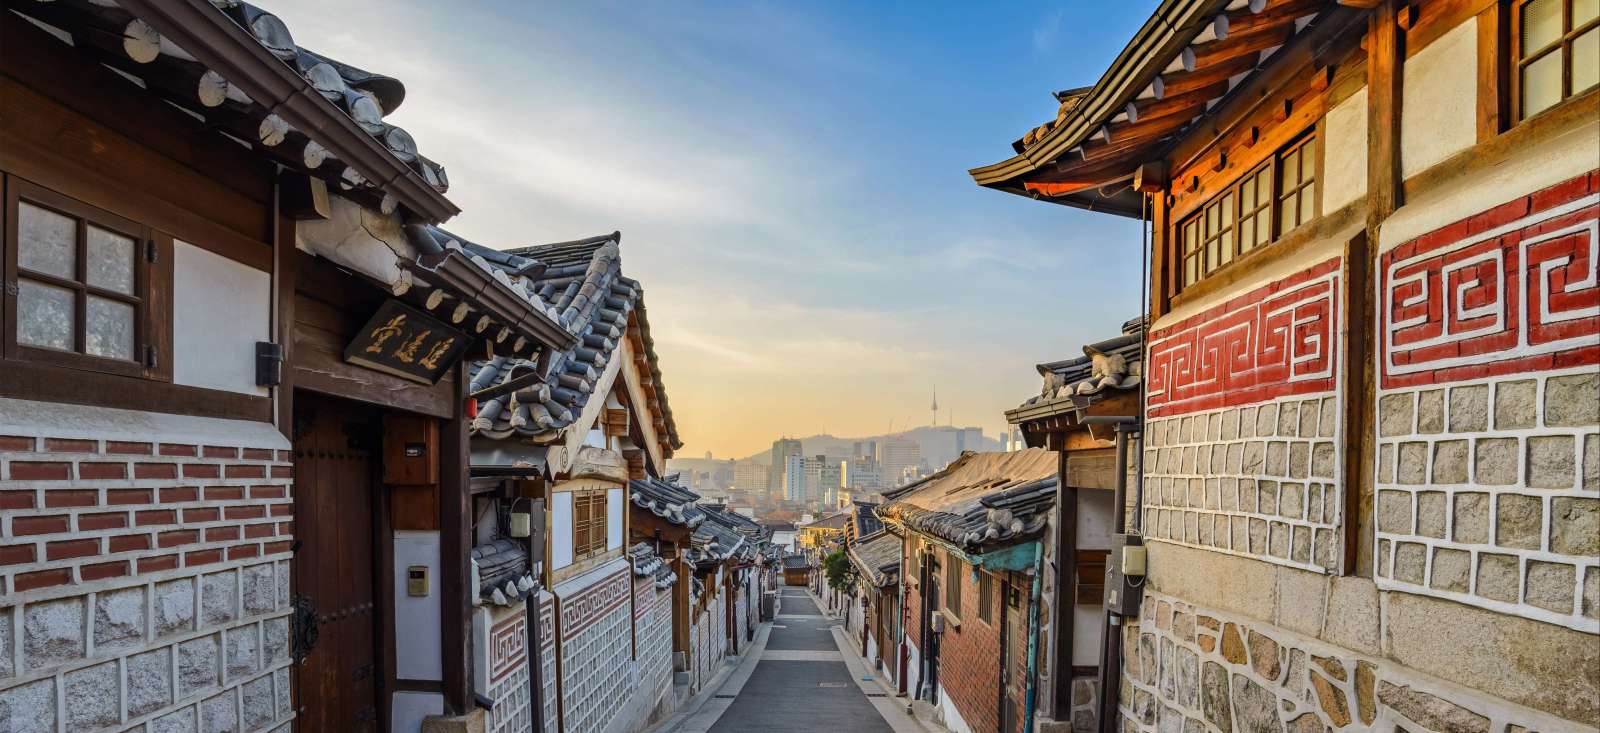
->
[266,1,1157,459]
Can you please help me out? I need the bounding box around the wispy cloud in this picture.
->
[1032,9,1067,56]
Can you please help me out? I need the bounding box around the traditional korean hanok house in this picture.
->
[846,498,885,545]
[681,501,748,691]
[781,554,812,586]
[845,530,902,681]
[878,450,1059,733]
[0,2,583,732]
[698,505,771,652]
[1004,321,1144,733]
[628,474,706,701]
[973,0,1599,731]
[467,232,682,733]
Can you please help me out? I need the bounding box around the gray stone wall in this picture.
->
[1118,590,1585,733]
[1143,395,1343,573]
[1375,368,1599,631]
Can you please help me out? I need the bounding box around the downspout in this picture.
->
[1022,540,1045,733]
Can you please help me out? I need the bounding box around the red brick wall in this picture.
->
[934,560,1007,733]
[0,428,296,728]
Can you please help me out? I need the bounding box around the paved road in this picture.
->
[706,588,896,732]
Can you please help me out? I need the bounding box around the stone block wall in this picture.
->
[0,415,294,733]
[554,560,631,733]
[1374,170,1600,633]
[1118,591,1582,733]
[636,585,672,710]
[537,591,557,733]
[1144,395,1343,573]
[691,590,726,691]
[474,603,532,733]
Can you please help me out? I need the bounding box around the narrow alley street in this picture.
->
[694,588,905,733]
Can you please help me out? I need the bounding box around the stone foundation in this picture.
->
[1118,590,1591,733]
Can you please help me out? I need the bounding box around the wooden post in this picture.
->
[1051,449,1077,720]
[439,363,472,714]
[1476,2,1508,141]
[1366,0,1404,229]
[1342,231,1376,576]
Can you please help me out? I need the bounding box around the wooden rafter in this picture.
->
[1128,81,1230,124]
[1224,0,1325,36]
[1189,26,1295,69]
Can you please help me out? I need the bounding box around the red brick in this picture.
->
[269,504,294,517]
[242,448,274,461]
[183,507,221,523]
[270,465,293,479]
[160,487,199,503]
[263,540,293,555]
[13,515,70,536]
[0,544,36,565]
[0,435,35,451]
[1530,173,1592,213]
[110,534,152,553]
[46,538,100,560]
[79,462,127,480]
[43,490,99,508]
[227,544,259,560]
[183,548,223,567]
[203,486,244,501]
[277,521,294,536]
[135,510,176,526]
[106,489,153,505]
[0,491,34,510]
[14,568,72,591]
[8,462,71,480]
[79,512,128,531]
[243,523,275,539]
[203,445,238,459]
[133,462,178,479]
[276,450,293,462]
[158,443,198,456]
[158,530,199,548]
[205,526,241,542]
[105,441,153,455]
[225,464,266,479]
[80,560,128,581]
[43,438,97,453]
[182,464,220,479]
[137,554,179,573]
[226,505,266,520]
[249,485,286,500]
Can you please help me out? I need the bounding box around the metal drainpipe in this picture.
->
[1080,416,1139,733]
[1022,541,1045,733]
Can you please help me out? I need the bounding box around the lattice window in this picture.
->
[1514,0,1600,119]
[572,491,609,559]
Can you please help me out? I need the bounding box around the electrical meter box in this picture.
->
[1103,533,1145,617]
[406,565,430,597]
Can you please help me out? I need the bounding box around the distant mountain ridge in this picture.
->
[735,424,1001,469]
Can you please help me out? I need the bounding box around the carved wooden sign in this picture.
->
[343,299,470,384]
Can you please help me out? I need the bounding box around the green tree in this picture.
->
[823,547,856,592]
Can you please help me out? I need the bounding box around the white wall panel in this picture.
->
[1401,18,1477,177]
[393,531,442,680]
[552,492,574,570]
[1322,86,1368,213]
[606,487,624,550]
[172,242,270,396]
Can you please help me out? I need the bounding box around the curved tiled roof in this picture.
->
[629,476,705,528]
[629,542,678,589]
[468,233,680,454]
[17,0,451,214]
[848,531,901,587]
[879,450,1058,552]
[471,538,536,607]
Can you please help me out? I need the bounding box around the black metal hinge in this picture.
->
[145,239,158,263]
[144,344,159,370]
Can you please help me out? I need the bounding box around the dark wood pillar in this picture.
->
[1051,448,1078,720]
[440,362,471,714]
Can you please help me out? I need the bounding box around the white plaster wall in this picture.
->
[1077,489,1117,550]
[606,487,624,551]
[1401,18,1478,178]
[1322,86,1369,213]
[394,530,443,681]
[937,687,977,733]
[172,242,270,396]
[391,691,444,733]
[1380,118,1600,250]
[1073,605,1104,666]
[552,492,574,570]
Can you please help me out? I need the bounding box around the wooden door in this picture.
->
[292,398,381,731]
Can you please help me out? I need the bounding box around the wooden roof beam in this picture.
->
[1102,100,1209,144]
[1225,0,1325,36]
[1079,135,1170,163]
[1126,81,1230,124]
[1155,54,1261,98]
[1188,27,1295,70]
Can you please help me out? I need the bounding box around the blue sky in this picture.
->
[269,0,1157,457]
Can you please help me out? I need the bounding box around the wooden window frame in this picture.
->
[1510,0,1600,122]
[572,489,609,560]
[976,571,994,625]
[1171,132,1319,299]
[943,552,962,622]
[3,175,167,379]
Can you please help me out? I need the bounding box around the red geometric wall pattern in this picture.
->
[1380,171,1600,388]
[1147,257,1341,417]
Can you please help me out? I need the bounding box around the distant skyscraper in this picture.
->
[768,438,802,502]
[930,386,939,427]
[783,454,806,502]
[877,439,920,488]
[733,460,766,494]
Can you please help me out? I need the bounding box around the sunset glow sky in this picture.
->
[269,1,1154,458]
